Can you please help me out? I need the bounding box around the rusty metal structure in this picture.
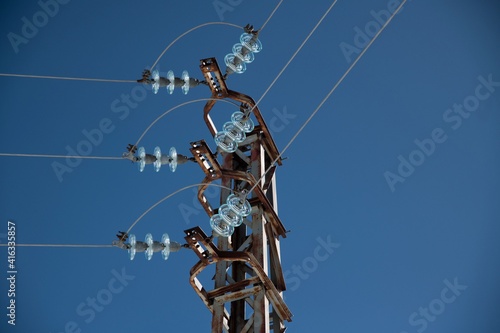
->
[183,57,292,332]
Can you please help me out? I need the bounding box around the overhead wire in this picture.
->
[125,182,232,234]
[150,0,285,71]
[258,0,284,33]
[250,0,339,116]
[0,24,241,84]
[0,3,289,250]
[0,0,346,246]
[130,0,341,232]
[150,22,242,71]
[132,98,240,148]
[2,0,406,248]
[0,1,284,85]
[0,243,113,248]
[123,0,294,234]
[0,73,135,83]
[0,99,239,161]
[0,183,231,249]
[248,0,409,195]
[0,153,122,160]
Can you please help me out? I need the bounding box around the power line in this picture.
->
[133,98,239,148]
[251,0,339,114]
[0,5,285,95]
[0,73,135,83]
[0,243,113,248]
[249,0,409,194]
[150,0,285,71]
[0,100,239,161]
[259,0,285,32]
[150,22,242,71]
[2,1,407,251]
[0,183,231,250]
[0,153,122,160]
[126,182,232,234]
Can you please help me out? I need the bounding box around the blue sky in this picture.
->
[1,0,499,332]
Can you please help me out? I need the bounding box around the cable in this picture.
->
[150,21,242,71]
[0,243,113,248]
[259,0,285,32]
[133,98,239,148]
[0,73,135,83]
[248,0,409,195]
[251,0,339,114]
[1,183,231,250]
[0,100,239,162]
[150,0,285,70]
[0,3,283,83]
[0,153,122,160]
[126,182,232,234]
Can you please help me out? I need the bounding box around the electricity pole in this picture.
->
[184,57,292,332]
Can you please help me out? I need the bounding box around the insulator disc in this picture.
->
[169,147,177,172]
[224,54,246,74]
[223,122,246,143]
[210,214,235,237]
[128,234,137,260]
[214,131,237,153]
[181,70,190,95]
[227,194,252,217]
[138,147,146,172]
[232,43,255,63]
[240,33,262,53]
[145,233,154,260]
[231,111,255,133]
[154,146,162,172]
[167,70,175,94]
[161,233,170,260]
[219,204,243,227]
[152,69,160,94]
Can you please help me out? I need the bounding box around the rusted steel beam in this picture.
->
[184,227,219,262]
[188,146,286,237]
[189,263,211,310]
[262,165,276,192]
[215,285,263,304]
[200,57,228,98]
[253,289,268,333]
[265,222,286,292]
[189,140,222,179]
[223,170,287,238]
[231,191,248,333]
[241,315,254,333]
[199,58,282,166]
[227,90,282,166]
[192,168,287,238]
[208,276,260,300]
[215,251,292,323]
[184,227,292,323]
[212,299,226,333]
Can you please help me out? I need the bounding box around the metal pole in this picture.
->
[184,58,291,333]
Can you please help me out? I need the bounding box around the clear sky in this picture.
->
[1,0,499,332]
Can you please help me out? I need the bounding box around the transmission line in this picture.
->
[151,0,285,70]
[249,0,409,195]
[150,22,242,71]
[0,73,135,83]
[259,0,285,32]
[125,182,232,234]
[0,153,122,160]
[133,98,239,148]
[0,243,113,248]
[251,0,339,115]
